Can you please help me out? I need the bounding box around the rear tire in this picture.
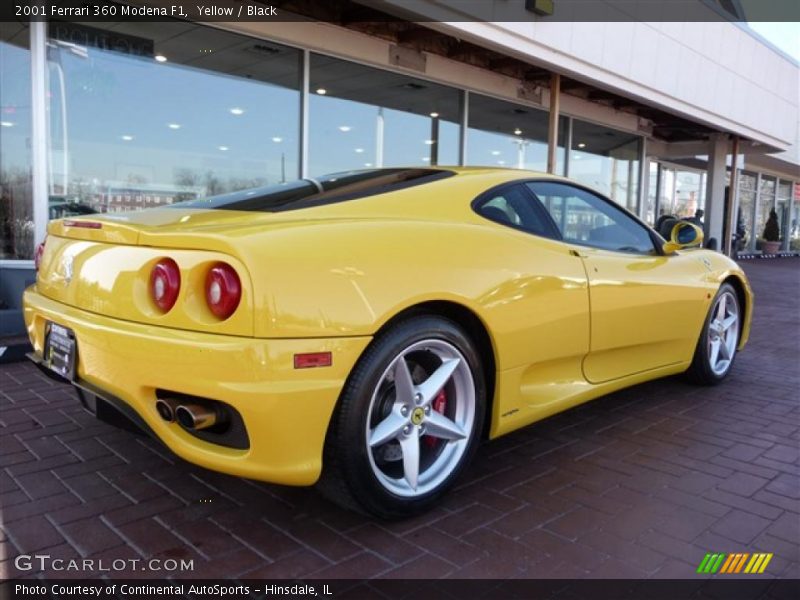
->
[686,283,741,385]
[318,316,486,519]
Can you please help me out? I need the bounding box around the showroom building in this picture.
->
[1,0,799,340]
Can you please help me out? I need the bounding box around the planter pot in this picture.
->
[762,241,781,254]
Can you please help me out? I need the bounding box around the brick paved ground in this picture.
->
[1,260,798,580]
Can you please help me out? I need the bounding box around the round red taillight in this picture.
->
[34,238,46,271]
[205,263,241,320]
[150,258,181,313]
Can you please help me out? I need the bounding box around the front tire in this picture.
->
[687,283,741,385]
[319,316,486,519]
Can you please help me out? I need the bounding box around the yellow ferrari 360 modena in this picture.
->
[25,167,752,518]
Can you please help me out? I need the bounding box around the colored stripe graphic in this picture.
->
[734,553,750,573]
[697,553,713,573]
[721,553,739,573]
[745,554,761,573]
[698,551,773,574]
[758,553,773,573]
[711,552,725,573]
[720,554,736,573]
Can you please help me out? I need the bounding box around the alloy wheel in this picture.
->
[707,290,739,376]
[365,339,475,497]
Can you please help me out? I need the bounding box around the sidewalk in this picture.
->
[1,259,798,580]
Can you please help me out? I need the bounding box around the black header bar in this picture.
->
[3,578,800,600]
[3,0,800,23]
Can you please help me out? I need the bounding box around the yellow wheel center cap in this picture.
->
[411,407,425,426]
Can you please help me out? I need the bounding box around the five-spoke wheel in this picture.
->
[688,283,741,384]
[366,339,475,497]
[706,289,739,377]
[320,316,485,519]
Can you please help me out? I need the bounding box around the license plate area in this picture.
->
[44,322,77,380]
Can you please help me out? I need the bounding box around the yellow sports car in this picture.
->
[25,167,752,518]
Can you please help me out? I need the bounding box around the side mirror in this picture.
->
[663,221,704,254]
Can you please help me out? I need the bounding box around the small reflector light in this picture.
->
[63,220,103,229]
[293,352,333,369]
[34,238,46,271]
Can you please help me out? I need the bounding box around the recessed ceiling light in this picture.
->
[316,88,327,95]
[429,112,439,118]
[167,123,181,130]
[272,136,283,143]
[121,135,134,141]
[577,142,586,148]
[364,162,373,167]
[0,121,13,128]
[154,54,168,63]
[229,107,245,116]
[424,140,434,145]
[491,150,501,156]
[354,148,364,153]
[338,126,351,132]
[218,145,229,151]
[422,157,430,161]
[514,128,522,136]
[497,160,506,165]
[573,154,582,160]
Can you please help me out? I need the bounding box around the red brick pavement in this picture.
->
[1,260,798,580]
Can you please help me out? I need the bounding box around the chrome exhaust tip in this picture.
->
[155,398,180,422]
[175,403,219,431]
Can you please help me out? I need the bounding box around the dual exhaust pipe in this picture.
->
[156,397,224,431]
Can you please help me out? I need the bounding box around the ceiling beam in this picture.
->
[396,26,445,46]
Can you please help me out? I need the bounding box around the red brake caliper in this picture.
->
[424,389,447,448]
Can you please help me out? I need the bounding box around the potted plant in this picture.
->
[761,209,781,254]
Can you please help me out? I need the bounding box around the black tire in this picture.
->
[686,283,741,385]
[318,315,486,519]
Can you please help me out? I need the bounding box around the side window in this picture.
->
[476,184,554,237]
[527,181,655,254]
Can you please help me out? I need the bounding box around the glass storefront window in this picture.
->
[46,22,301,217]
[792,183,800,251]
[737,172,756,250]
[755,175,776,246]
[466,93,566,174]
[569,119,641,212]
[0,23,33,259]
[645,161,659,225]
[776,180,792,247]
[657,166,706,221]
[308,55,460,175]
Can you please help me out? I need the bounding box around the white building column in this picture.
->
[703,133,729,250]
[30,20,49,248]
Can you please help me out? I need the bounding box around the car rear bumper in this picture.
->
[23,286,371,485]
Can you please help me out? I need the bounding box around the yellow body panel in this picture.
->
[24,289,370,485]
[24,167,753,485]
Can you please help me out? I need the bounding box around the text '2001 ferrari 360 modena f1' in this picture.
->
[25,167,753,518]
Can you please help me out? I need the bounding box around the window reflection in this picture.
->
[738,172,756,250]
[645,161,659,225]
[570,119,640,212]
[0,23,33,259]
[755,176,776,247]
[308,55,460,175]
[46,22,301,217]
[467,93,566,174]
[657,165,706,220]
[776,180,792,248]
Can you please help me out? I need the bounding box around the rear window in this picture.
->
[171,168,453,213]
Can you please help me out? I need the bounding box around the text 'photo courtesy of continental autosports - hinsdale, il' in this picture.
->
[26,167,752,519]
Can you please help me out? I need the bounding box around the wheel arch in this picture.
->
[721,273,750,349]
[331,299,498,442]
